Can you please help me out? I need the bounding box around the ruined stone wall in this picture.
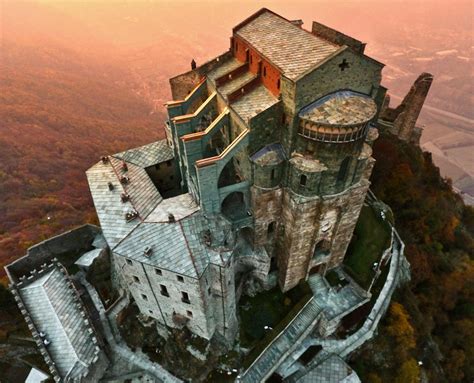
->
[391,72,433,142]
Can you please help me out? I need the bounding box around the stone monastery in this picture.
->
[95,7,385,342]
[6,8,429,382]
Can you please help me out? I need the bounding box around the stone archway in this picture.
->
[221,191,246,221]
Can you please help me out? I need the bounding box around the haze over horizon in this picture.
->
[0,0,473,273]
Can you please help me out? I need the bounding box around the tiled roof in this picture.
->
[145,193,199,223]
[235,10,340,80]
[87,139,173,250]
[207,57,243,82]
[297,354,360,383]
[86,160,141,250]
[114,214,211,278]
[113,140,174,168]
[218,71,257,97]
[18,266,100,381]
[231,84,279,122]
[109,156,162,218]
[299,91,377,126]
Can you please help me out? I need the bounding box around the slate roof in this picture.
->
[235,10,340,80]
[297,354,360,383]
[299,91,377,126]
[231,84,279,122]
[86,139,172,250]
[114,214,211,278]
[86,159,142,249]
[18,266,100,381]
[113,140,174,168]
[74,248,103,268]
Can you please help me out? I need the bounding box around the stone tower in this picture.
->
[380,72,434,144]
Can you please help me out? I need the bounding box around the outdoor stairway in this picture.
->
[240,298,323,383]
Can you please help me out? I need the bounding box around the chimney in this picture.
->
[168,213,175,223]
[191,59,197,70]
[101,156,109,164]
[108,182,114,191]
[121,193,130,203]
[121,161,128,171]
[144,246,152,257]
[120,176,130,185]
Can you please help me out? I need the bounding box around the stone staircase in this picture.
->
[240,298,323,383]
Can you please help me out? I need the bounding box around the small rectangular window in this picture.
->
[126,259,133,266]
[177,275,184,282]
[141,294,148,301]
[187,310,193,317]
[133,276,140,283]
[155,268,162,276]
[181,291,190,304]
[160,284,169,297]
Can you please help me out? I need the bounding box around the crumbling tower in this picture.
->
[380,72,434,144]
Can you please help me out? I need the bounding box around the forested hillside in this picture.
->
[0,41,164,279]
[352,133,474,382]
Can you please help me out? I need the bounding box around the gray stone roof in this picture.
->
[235,10,340,80]
[297,354,360,383]
[114,214,211,278]
[113,140,174,168]
[86,139,174,250]
[74,248,103,268]
[231,84,279,122]
[17,265,100,381]
[86,159,142,249]
[299,91,377,126]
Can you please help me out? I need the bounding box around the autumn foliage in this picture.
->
[353,133,474,382]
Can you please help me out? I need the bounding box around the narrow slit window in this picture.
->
[181,292,190,304]
[300,174,307,186]
[271,168,275,180]
[160,284,169,297]
[263,66,267,77]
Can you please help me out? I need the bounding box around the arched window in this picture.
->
[337,157,351,182]
[300,174,307,186]
[263,66,267,77]
[277,78,280,89]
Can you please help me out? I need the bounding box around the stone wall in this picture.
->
[115,253,214,340]
[169,51,232,100]
[5,224,100,283]
[311,21,366,54]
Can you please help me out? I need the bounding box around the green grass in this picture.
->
[344,205,391,289]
